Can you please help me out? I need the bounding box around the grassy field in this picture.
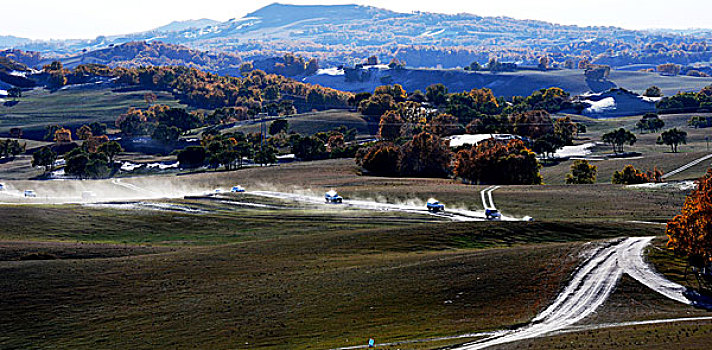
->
[0,87,184,136]
[0,158,701,349]
[542,113,712,184]
[0,205,664,349]
[217,109,377,138]
[108,158,687,223]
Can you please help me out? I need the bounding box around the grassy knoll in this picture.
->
[0,204,431,246]
[0,87,184,135]
[139,159,689,223]
[218,109,377,138]
[0,210,664,349]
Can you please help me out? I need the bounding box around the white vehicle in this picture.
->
[485,209,502,221]
[0,183,5,191]
[231,185,245,193]
[426,198,445,212]
[324,190,343,204]
[24,190,36,198]
[81,191,97,200]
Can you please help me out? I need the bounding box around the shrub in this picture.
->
[566,160,597,184]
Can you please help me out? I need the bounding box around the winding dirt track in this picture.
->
[452,237,693,350]
[248,189,523,222]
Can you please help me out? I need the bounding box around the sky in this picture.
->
[2,0,711,40]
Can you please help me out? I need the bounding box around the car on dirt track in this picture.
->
[426,199,445,212]
[485,208,501,221]
[325,190,343,204]
[24,190,36,198]
[231,185,245,193]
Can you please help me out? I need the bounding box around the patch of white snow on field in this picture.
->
[627,181,696,191]
[584,97,616,114]
[316,68,344,76]
[552,142,597,158]
[446,134,521,148]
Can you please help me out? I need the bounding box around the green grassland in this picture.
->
[0,159,699,349]
[0,87,184,134]
[216,109,377,138]
[0,202,665,349]
[541,113,712,185]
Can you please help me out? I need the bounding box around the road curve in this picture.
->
[452,237,692,350]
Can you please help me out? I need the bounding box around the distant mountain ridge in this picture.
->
[1,3,711,70]
[152,19,221,33]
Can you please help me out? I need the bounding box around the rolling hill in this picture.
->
[2,3,712,70]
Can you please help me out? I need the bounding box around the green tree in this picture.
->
[177,146,206,168]
[612,165,649,185]
[152,124,181,144]
[65,153,90,179]
[84,157,110,179]
[358,93,396,117]
[31,146,56,173]
[89,122,108,136]
[427,113,461,137]
[292,135,328,161]
[688,115,712,128]
[554,116,578,145]
[566,160,598,184]
[254,145,278,166]
[602,128,637,153]
[425,84,448,107]
[44,125,62,141]
[269,119,289,135]
[644,86,663,97]
[0,139,24,159]
[7,87,22,100]
[97,141,123,166]
[576,123,587,136]
[657,128,687,153]
[532,134,565,159]
[636,113,665,133]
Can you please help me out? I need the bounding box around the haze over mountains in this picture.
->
[2,3,712,69]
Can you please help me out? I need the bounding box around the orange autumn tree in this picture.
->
[666,169,712,263]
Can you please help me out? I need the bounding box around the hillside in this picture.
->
[2,3,712,70]
[305,66,712,98]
